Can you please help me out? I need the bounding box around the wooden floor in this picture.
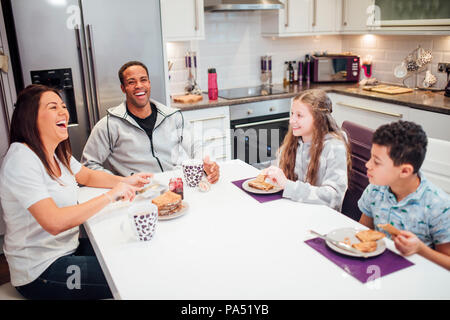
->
[0,254,10,285]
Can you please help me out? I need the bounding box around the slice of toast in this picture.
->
[355,229,386,242]
[377,224,401,237]
[248,174,274,190]
[352,241,378,253]
[152,191,181,208]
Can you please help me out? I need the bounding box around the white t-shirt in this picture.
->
[0,143,82,286]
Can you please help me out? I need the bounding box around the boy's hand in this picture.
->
[393,230,425,256]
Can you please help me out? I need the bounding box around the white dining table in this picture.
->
[78,159,450,300]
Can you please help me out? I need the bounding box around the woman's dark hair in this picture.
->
[10,84,73,180]
[118,61,149,85]
[372,120,427,173]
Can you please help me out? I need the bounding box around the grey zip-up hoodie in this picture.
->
[81,100,200,176]
[280,133,348,212]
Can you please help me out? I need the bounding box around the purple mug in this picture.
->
[182,159,204,187]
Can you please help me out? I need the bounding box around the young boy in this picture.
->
[358,120,450,270]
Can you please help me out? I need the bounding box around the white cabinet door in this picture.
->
[261,0,310,36]
[328,93,408,130]
[312,0,337,33]
[339,0,374,32]
[181,106,231,162]
[161,0,204,41]
[408,108,450,141]
[262,0,338,36]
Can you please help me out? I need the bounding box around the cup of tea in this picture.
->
[123,201,158,242]
[182,159,204,187]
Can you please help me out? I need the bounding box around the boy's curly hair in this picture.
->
[372,120,427,173]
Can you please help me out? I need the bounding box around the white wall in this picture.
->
[166,11,450,96]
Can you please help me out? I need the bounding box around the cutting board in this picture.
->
[362,85,413,95]
[172,94,203,104]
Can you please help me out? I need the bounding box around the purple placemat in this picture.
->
[232,177,283,203]
[305,237,414,283]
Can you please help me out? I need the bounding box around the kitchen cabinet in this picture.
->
[261,0,337,36]
[181,106,231,162]
[328,93,450,141]
[161,0,205,41]
[408,108,450,142]
[338,0,374,32]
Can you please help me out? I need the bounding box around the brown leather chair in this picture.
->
[341,121,374,221]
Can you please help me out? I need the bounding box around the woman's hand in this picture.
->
[106,182,139,203]
[263,166,288,189]
[393,230,425,256]
[203,156,220,184]
[123,172,153,187]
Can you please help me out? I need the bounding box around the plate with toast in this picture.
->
[242,174,282,194]
[152,190,188,220]
[325,227,386,258]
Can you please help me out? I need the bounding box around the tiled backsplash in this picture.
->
[166,11,450,96]
[343,34,450,90]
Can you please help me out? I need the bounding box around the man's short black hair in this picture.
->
[372,120,427,173]
[118,61,149,85]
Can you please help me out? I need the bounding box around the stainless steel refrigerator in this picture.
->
[10,0,167,160]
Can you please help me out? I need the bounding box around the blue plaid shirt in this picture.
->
[358,172,450,247]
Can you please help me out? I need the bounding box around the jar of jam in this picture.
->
[169,177,184,199]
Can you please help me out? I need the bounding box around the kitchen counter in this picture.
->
[172,83,450,115]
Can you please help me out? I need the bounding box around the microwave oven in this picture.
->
[310,55,360,83]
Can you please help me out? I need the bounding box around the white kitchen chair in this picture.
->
[0,282,25,300]
[422,137,450,194]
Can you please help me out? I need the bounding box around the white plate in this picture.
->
[325,227,386,258]
[242,178,283,195]
[158,201,188,221]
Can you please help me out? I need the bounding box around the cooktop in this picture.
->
[218,85,285,100]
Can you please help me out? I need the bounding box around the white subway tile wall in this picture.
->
[166,11,450,96]
[343,35,450,89]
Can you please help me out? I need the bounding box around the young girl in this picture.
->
[264,89,351,211]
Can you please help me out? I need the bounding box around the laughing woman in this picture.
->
[0,84,153,299]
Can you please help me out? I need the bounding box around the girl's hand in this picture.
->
[394,230,424,256]
[123,172,153,187]
[263,166,288,189]
[106,182,139,202]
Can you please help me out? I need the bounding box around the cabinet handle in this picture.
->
[216,154,227,160]
[342,0,347,26]
[285,0,289,27]
[205,134,226,142]
[194,0,199,31]
[312,0,317,27]
[189,115,226,123]
[234,117,290,129]
[337,102,403,118]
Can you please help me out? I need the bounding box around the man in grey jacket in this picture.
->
[81,61,219,183]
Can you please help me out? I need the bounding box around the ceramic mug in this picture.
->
[122,201,158,242]
[182,159,204,187]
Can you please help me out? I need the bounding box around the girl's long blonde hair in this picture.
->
[279,89,351,186]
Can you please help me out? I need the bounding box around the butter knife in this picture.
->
[309,230,368,258]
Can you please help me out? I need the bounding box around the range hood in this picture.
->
[204,0,284,12]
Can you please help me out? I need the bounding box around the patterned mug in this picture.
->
[182,159,204,188]
[123,201,158,242]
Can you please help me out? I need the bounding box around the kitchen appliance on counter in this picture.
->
[218,85,285,100]
[7,0,167,160]
[310,54,360,83]
[230,98,291,167]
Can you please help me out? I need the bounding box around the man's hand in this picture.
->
[203,156,220,184]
